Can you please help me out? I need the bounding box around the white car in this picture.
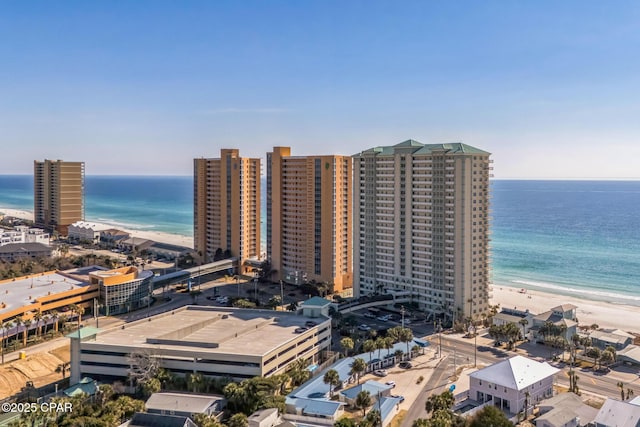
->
[385,381,396,388]
[358,324,371,331]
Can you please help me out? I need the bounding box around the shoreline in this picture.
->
[491,284,640,334]
[0,207,193,249]
[2,207,639,332]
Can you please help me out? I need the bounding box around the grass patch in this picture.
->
[389,409,407,427]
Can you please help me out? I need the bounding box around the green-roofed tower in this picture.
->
[353,140,493,322]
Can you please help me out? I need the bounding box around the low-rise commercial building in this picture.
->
[89,267,154,316]
[0,270,97,341]
[68,221,110,243]
[71,306,331,384]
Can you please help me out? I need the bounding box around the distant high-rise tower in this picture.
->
[353,140,492,321]
[267,147,352,292]
[194,149,260,268]
[34,159,85,236]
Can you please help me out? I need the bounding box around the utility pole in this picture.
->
[280,280,284,311]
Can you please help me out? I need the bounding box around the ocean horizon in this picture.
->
[1,175,639,307]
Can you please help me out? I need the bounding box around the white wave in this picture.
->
[510,279,640,303]
[91,217,157,230]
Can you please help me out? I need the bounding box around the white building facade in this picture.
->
[469,355,559,415]
[353,140,492,321]
[0,226,50,246]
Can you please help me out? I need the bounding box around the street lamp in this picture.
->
[401,306,406,329]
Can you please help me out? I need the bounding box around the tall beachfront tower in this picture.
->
[194,149,261,268]
[267,147,353,292]
[33,159,85,236]
[353,140,492,321]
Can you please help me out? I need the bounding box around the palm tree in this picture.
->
[519,318,528,341]
[32,310,42,340]
[355,390,372,417]
[363,339,376,360]
[187,371,204,393]
[350,358,367,384]
[323,369,340,397]
[22,319,32,347]
[51,310,60,333]
[394,349,405,364]
[1,320,11,365]
[14,316,24,348]
[401,327,414,356]
[375,337,385,359]
[618,381,625,400]
[70,304,85,330]
[56,361,70,378]
[340,337,354,357]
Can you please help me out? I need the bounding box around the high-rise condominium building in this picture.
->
[353,140,492,321]
[267,147,352,292]
[194,149,260,268]
[34,160,85,236]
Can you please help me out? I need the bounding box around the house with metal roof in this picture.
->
[122,412,197,427]
[469,355,560,415]
[339,380,392,405]
[593,398,640,427]
[145,392,226,419]
[590,329,635,350]
[284,397,344,425]
[535,392,598,427]
[532,304,578,343]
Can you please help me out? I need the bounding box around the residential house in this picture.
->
[469,355,559,415]
[593,398,640,427]
[248,408,279,427]
[0,242,52,262]
[535,393,598,427]
[339,380,393,406]
[122,412,197,427]
[145,392,226,419]
[532,304,578,343]
[493,308,534,339]
[590,329,634,351]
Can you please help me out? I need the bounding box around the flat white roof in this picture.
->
[86,306,329,357]
[0,272,88,317]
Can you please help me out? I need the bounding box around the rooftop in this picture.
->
[85,306,329,357]
[593,398,640,427]
[355,140,491,157]
[145,392,225,414]
[301,296,333,307]
[537,393,598,427]
[0,242,51,254]
[0,271,88,318]
[469,355,560,391]
[340,380,392,400]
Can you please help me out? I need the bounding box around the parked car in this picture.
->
[364,313,376,319]
[373,369,388,377]
[391,394,405,402]
[377,316,389,322]
[294,327,308,333]
[385,381,396,388]
[358,324,371,331]
[399,361,412,369]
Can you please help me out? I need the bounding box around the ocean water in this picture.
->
[1,176,639,305]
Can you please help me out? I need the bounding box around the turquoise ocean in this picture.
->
[1,176,639,306]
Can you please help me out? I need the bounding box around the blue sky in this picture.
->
[1,1,639,177]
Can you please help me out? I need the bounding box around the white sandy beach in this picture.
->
[0,207,193,248]
[2,208,638,332]
[491,285,640,334]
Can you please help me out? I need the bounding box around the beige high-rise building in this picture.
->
[194,149,260,268]
[34,160,85,236]
[267,147,352,292]
[353,140,492,321]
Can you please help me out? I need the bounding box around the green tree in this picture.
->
[586,347,601,369]
[193,413,225,427]
[468,405,514,427]
[141,377,161,397]
[340,337,354,356]
[355,390,372,417]
[286,358,311,387]
[350,358,367,384]
[228,413,249,427]
[323,369,341,397]
[363,339,376,359]
[334,417,357,427]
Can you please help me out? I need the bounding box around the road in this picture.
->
[399,334,640,425]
